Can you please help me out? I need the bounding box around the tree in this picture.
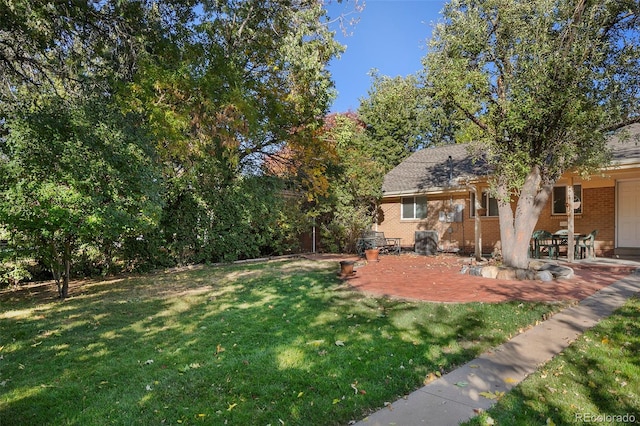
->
[128,0,343,178]
[0,98,163,298]
[424,0,640,268]
[124,1,344,263]
[0,0,175,101]
[317,112,384,252]
[357,71,432,172]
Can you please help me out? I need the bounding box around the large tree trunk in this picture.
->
[498,166,552,269]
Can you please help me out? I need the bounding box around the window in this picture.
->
[552,184,582,215]
[402,196,427,219]
[470,191,499,217]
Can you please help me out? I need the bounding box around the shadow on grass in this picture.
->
[1,259,562,426]
[464,296,640,426]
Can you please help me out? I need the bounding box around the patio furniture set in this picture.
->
[531,229,598,260]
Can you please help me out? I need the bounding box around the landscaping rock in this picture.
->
[528,260,546,270]
[462,261,574,282]
[515,268,537,280]
[468,265,484,276]
[496,268,518,280]
[536,270,555,282]
[481,265,500,279]
[540,263,575,279]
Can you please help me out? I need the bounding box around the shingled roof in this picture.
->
[381,143,488,195]
[382,123,640,197]
[607,123,640,165]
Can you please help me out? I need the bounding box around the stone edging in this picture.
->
[461,259,574,281]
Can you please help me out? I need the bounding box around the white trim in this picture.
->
[383,187,469,198]
[616,178,640,249]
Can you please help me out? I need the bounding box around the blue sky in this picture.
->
[325,0,447,113]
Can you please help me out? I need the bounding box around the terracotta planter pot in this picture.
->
[339,260,355,277]
[365,248,380,262]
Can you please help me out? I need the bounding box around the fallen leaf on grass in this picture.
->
[335,340,345,347]
[483,416,495,425]
[479,391,505,400]
[227,403,237,411]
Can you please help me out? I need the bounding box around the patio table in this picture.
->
[552,231,583,257]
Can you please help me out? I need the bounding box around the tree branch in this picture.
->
[601,116,640,132]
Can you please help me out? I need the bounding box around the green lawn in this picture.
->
[465,296,640,426]
[1,258,570,425]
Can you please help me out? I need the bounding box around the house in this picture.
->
[376,124,640,258]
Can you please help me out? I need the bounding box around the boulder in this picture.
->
[515,268,537,280]
[468,266,485,276]
[540,263,575,279]
[496,268,518,280]
[536,270,555,282]
[481,265,500,279]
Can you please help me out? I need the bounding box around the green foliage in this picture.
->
[127,0,344,177]
[425,0,640,190]
[0,97,163,296]
[147,175,301,266]
[0,0,346,278]
[357,72,433,172]
[312,113,384,252]
[0,0,167,102]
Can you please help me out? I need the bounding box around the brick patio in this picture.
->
[312,253,638,303]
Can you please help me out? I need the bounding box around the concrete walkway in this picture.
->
[355,270,640,426]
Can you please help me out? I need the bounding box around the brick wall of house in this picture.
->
[378,194,503,255]
[378,186,615,256]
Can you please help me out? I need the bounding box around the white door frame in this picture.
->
[616,179,640,248]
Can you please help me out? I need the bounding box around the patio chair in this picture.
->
[532,230,558,259]
[576,229,598,259]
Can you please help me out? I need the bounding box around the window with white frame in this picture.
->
[470,191,499,217]
[552,184,582,215]
[401,196,427,219]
